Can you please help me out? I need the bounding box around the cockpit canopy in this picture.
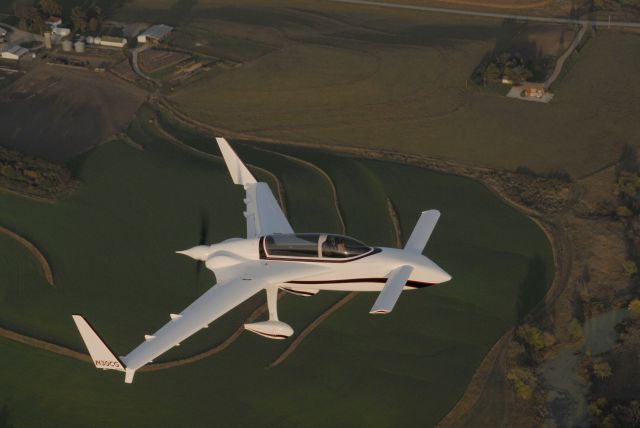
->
[264,233,372,259]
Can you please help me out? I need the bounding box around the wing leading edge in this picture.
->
[216,138,294,238]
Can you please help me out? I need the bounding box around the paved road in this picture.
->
[130,44,158,85]
[328,0,640,28]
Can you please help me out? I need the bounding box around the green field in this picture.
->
[114,0,640,177]
[0,105,552,427]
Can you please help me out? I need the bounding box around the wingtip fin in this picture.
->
[72,314,126,373]
[216,137,257,186]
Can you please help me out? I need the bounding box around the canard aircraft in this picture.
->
[72,138,451,383]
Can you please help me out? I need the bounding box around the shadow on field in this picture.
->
[516,255,548,321]
[195,208,210,279]
[0,405,12,428]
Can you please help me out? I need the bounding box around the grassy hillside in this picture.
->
[113,1,640,177]
[0,105,552,426]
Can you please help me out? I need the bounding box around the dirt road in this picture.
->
[328,0,640,28]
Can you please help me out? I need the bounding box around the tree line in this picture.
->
[472,52,554,86]
[12,0,106,34]
[0,146,77,199]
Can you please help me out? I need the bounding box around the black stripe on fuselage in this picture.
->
[285,278,434,289]
[281,287,317,297]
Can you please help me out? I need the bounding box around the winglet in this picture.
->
[216,137,257,185]
[72,315,136,383]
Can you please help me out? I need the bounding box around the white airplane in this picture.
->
[72,138,451,383]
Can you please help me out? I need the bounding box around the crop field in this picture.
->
[0,64,146,162]
[139,49,191,74]
[110,0,640,177]
[0,102,552,427]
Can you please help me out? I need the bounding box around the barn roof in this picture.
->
[139,24,173,40]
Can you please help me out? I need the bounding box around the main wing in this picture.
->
[216,137,294,238]
[72,261,328,383]
[121,277,265,374]
[71,277,263,383]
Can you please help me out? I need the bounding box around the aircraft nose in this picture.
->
[428,262,451,284]
[437,269,452,283]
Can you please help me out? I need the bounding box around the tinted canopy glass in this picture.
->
[264,234,371,259]
[265,234,320,257]
[322,235,370,258]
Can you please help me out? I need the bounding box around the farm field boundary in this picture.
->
[328,0,640,27]
[0,226,54,285]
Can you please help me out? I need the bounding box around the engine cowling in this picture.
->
[244,320,294,340]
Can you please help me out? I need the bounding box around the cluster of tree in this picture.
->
[630,299,640,319]
[515,166,572,182]
[506,367,537,400]
[568,318,585,343]
[614,145,640,284]
[70,4,104,34]
[0,146,77,199]
[592,0,640,12]
[577,297,640,427]
[12,0,105,34]
[505,323,556,401]
[13,2,47,33]
[472,51,556,86]
[588,398,640,427]
[577,301,640,427]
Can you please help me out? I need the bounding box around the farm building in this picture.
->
[46,16,62,27]
[1,45,28,61]
[0,27,6,42]
[137,24,173,43]
[52,27,71,37]
[100,36,127,48]
[524,83,546,99]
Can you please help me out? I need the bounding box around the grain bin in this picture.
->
[44,31,52,49]
[86,36,94,44]
[62,40,72,52]
[93,37,101,45]
[74,41,85,53]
